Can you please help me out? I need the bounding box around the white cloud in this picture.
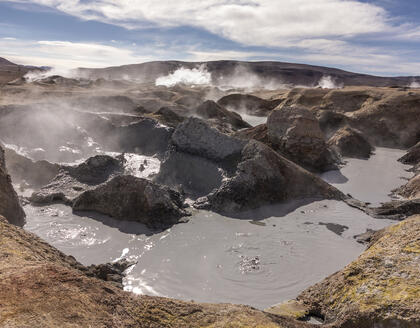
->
[5,0,391,48]
[0,38,152,69]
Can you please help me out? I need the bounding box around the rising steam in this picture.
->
[155,65,211,87]
[317,75,343,89]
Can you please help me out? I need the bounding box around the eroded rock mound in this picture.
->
[30,155,124,205]
[399,141,420,165]
[155,150,224,198]
[267,105,338,172]
[195,140,342,214]
[197,100,251,130]
[172,117,246,162]
[73,175,188,229]
[295,216,420,328]
[0,146,25,226]
[4,146,59,187]
[327,126,374,159]
[217,93,281,116]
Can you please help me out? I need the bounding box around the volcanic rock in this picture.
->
[73,175,188,229]
[196,100,251,130]
[296,216,420,327]
[30,155,123,205]
[172,117,246,162]
[217,93,281,116]
[327,126,374,159]
[150,106,184,127]
[399,141,420,165]
[195,140,342,214]
[155,150,224,198]
[4,146,60,187]
[267,105,338,172]
[0,146,25,226]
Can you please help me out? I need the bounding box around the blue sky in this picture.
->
[1,0,420,75]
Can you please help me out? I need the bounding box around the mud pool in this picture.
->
[23,148,410,309]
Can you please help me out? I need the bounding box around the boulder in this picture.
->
[115,118,173,156]
[397,175,420,200]
[30,155,123,205]
[150,106,184,127]
[195,140,342,214]
[196,100,251,130]
[73,175,188,229]
[295,216,420,328]
[4,147,60,187]
[0,146,25,226]
[370,199,420,220]
[155,150,224,198]
[217,93,281,116]
[399,141,420,165]
[267,105,338,172]
[171,117,246,162]
[327,126,374,159]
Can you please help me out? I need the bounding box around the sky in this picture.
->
[1,0,420,76]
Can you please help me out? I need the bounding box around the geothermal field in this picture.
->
[1,58,420,327]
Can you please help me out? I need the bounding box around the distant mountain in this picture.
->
[0,57,45,84]
[77,60,420,87]
[0,57,18,67]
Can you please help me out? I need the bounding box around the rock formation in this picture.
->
[267,105,339,172]
[30,155,124,205]
[195,140,342,214]
[327,126,374,159]
[294,216,420,328]
[73,175,189,229]
[172,117,246,162]
[0,145,25,226]
[217,93,281,116]
[196,100,251,130]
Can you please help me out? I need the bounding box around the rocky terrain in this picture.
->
[0,56,420,327]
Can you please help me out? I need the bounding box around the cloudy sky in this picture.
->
[1,0,420,75]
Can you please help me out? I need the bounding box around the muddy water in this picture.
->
[239,113,267,126]
[23,148,408,309]
[321,148,412,206]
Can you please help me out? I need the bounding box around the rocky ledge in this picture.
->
[267,216,420,328]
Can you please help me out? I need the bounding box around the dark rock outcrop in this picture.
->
[217,93,281,116]
[73,175,189,229]
[0,146,25,226]
[196,100,251,130]
[327,126,374,159]
[150,106,184,127]
[195,140,342,214]
[278,87,420,148]
[295,216,420,328]
[30,155,124,205]
[4,147,59,187]
[267,105,338,172]
[370,199,420,220]
[114,118,173,156]
[155,150,224,198]
[399,141,420,165]
[172,117,246,162]
[84,259,135,289]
